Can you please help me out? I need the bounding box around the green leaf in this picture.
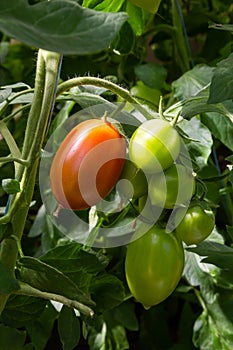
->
[83,0,125,12]
[28,205,46,238]
[193,295,233,350]
[134,63,167,90]
[172,64,215,100]
[40,242,106,292]
[105,300,139,331]
[201,102,233,152]
[26,302,58,350]
[2,178,21,194]
[126,2,148,36]
[0,0,127,55]
[17,256,94,306]
[111,21,135,55]
[0,261,20,294]
[0,88,12,103]
[58,306,80,350]
[184,251,215,302]
[208,53,233,103]
[0,324,26,350]
[179,116,213,169]
[0,295,46,328]
[128,0,162,14]
[186,240,233,269]
[90,274,126,312]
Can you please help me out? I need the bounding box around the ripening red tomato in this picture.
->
[50,118,126,210]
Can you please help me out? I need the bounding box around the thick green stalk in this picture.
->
[0,50,61,314]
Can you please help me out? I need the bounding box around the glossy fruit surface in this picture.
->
[50,118,126,210]
[117,160,148,199]
[149,163,195,209]
[125,225,184,309]
[128,119,180,174]
[175,204,215,245]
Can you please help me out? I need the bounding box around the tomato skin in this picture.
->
[149,163,195,209]
[117,160,148,199]
[128,119,181,174]
[125,225,184,309]
[50,119,126,210]
[175,204,215,245]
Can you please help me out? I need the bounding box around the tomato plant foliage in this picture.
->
[0,1,233,350]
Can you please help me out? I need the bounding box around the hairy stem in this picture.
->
[0,50,61,314]
[57,76,154,120]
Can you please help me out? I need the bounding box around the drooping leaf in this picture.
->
[208,53,233,103]
[186,240,233,269]
[0,0,128,55]
[17,256,94,306]
[58,306,80,350]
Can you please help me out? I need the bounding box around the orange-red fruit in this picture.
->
[50,118,126,210]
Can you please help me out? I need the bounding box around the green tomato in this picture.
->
[149,163,195,209]
[117,160,148,199]
[129,0,162,14]
[174,204,215,245]
[129,119,181,174]
[125,225,184,309]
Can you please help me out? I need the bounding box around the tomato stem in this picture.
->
[56,77,154,120]
[15,282,95,318]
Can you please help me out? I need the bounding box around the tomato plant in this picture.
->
[1,1,233,350]
[149,163,195,209]
[128,119,181,174]
[50,118,126,210]
[125,225,184,309]
[174,203,215,245]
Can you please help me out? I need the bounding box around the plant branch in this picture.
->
[0,156,29,166]
[15,282,95,318]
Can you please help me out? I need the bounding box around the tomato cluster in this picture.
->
[122,118,215,309]
[50,115,215,310]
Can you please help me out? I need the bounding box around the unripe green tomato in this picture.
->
[149,164,195,209]
[174,204,215,245]
[128,119,181,174]
[125,225,184,309]
[117,160,148,199]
